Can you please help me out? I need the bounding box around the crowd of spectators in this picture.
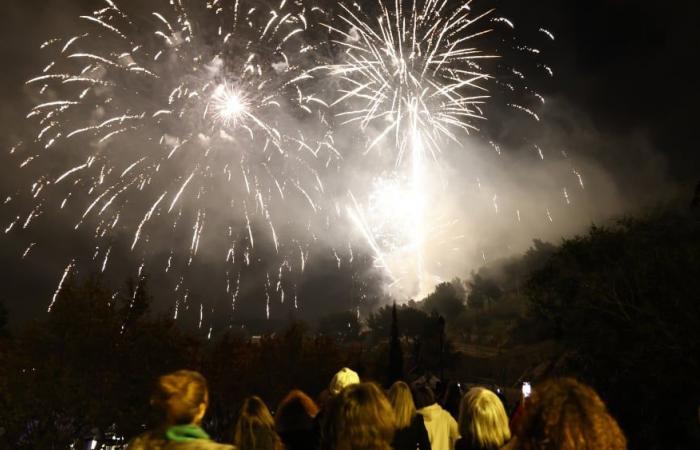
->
[125,368,627,450]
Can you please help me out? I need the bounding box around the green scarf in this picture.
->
[166,424,210,443]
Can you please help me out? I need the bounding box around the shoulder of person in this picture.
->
[500,437,517,450]
[165,440,236,450]
[127,430,167,450]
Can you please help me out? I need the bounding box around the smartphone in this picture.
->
[522,381,531,398]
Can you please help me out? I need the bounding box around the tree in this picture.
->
[0,274,198,449]
[366,304,430,341]
[421,282,465,317]
[525,211,700,450]
[387,303,404,385]
[120,276,152,331]
[317,310,361,342]
[467,274,502,309]
[0,299,8,338]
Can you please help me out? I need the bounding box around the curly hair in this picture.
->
[515,378,627,450]
[321,382,395,450]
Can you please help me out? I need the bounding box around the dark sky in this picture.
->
[1,0,698,329]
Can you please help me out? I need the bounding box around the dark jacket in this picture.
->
[392,414,431,450]
[278,429,316,450]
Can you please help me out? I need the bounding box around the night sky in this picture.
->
[1,0,698,328]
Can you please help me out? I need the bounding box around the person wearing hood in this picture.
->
[413,384,459,450]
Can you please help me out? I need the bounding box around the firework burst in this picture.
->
[16,0,332,320]
[325,0,496,161]
[321,0,553,297]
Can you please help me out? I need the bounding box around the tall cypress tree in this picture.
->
[388,302,404,386]
[0,299,8,338]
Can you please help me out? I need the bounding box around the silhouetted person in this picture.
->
[275,390,319,450]
[442,382,462,420]
[388,381,431,450]
[126,370,234,450]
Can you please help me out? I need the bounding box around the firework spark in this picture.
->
[17,0,332,320]
[322,0,551,298]
[9,0,561,315]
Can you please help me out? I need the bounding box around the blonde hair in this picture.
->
[152,370,209,425]
[321,382,395,450]
[515,378,626,450]
[458,387,511,450]
[387,381,417,429]
[234,396,282,450]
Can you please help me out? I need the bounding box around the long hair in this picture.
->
[321,382,395,450]
[151,370,209,425]
[234,396,282,450]
[387,381,417,429]
[458,387,511,450]
[515,378,627,450]
[275,389,319,434]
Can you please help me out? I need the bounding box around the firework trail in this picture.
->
[16,0,332,320]
[7,0,583,316]
[320,0,558,298]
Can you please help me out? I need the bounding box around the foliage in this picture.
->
[317,310,361,342]
[466,274,502,309]
[366,302,431,340]
[0,275,197,449]
[0,299,8,338]
[0,276,370,448]
[420,282,465,317]
[525,211,700,450]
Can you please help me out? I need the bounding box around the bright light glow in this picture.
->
[328,0,494,298]
[224,95,244,117]
[212,84,248,126]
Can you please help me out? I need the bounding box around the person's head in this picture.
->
[234,396,281,450]
[515,378,627,450]
[321,382,395,450]
[387,381,417,429]
[275,389,319,433]
[458,387,511,450]
[412,384,436,409]
[151,370,208,425]
[329,367,360,396]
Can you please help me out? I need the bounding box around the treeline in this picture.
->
[1,208,699,449]
[0,277,455,448]
[453,209,700,450]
